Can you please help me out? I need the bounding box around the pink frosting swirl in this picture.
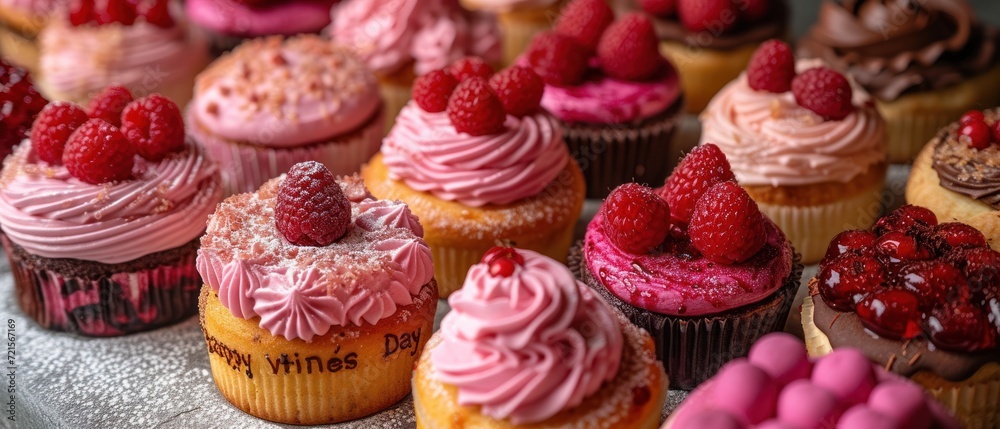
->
[0,142,223,264]
[196,176,434,340]
[184,0,338,37]
[432,249,623,424]
[540,65,682,125]
[381,102,568,207]
[327,0,501,77]
[700,59,887,186]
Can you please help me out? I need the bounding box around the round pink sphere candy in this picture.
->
[837,405,900,429]
[711,359,778,424]
[867,381,932,429]
[777,379,840,429]
[811,349,876,404]
[675,411,746,429]
[748,333,812,387]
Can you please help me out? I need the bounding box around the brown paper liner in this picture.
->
[570,242,803,389]
[563,100,682,199]
[199,282,438,425]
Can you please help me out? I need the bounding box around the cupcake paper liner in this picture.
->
[495,4,559,67]
[3,235,202,337]
[570,242,803,389]
[659,41,757,114]
[378,80,413,133]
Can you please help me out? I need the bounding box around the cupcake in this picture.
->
[187,35,384,196]
[907,108,1000,250]
[663,333,961,429]
[571,146,802,389]
[521,4,684,198]
[802,204,1000,428]
[328,0,502,127]
[361,59,585,297]
[458,0,561,67]
[37,0,208,108]
[618,0,789,114]
[0,59,47,160]
[0,92,223,336]
[0,0,65,73]
[799,0,1000,163]
[197,162,437,424]
[184,0,339,56]
[700,40,888,264]
[413,247,667,428]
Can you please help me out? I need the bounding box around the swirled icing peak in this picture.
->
[381,101,569,206]
[432,249,623,424]
[327,0,501,77]
[700,58,887,186]
[196,174,434,341]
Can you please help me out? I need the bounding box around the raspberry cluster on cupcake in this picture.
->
[520,0,684,198]
[197,162,437,424]
[362,56,585,297]
[908,108,1000,250]
[0,59,47,160]
[802,204,1000,428]
[571,144,802,389]
[623,0,790,114]
[700,39,888,264]
[413,246,667,428]
[664,333,961,429]
[0,88,223,336]
[184,0,339,56]
[37,0,208,107]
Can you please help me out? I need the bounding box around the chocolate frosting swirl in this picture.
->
[798,0,1000,101]
[932,109,1000,209]
[614,0,789,51]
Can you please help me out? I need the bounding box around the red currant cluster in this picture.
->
[958,110,1000,150]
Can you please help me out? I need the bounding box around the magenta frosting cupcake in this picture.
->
[184,0,339,55]
[188,35,383,196]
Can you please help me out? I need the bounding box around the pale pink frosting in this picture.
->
[666,333,960,429]
[540,66,682,125]
[327,0,501,77]
[432,249,623,424]
[0,141,223,264]
[0,0,66,17]
[196,176,434,341]
[39,17,208,102]
[584,209,793,317]
[191,35,380,147]
[184,0,338,37]
[381,101,568,207]
[700,59,887,187]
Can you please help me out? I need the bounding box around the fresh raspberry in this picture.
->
[94,0,136,25]
[822,230,877,263]
[525,31,589,87]
[661,143,736,224]
[896,260,967,311]
[489,66,544,117]
[86,85,133,126]
[412,70,459,113]
[141,0,175,28]
[31,102,90,165]
[817,253,886,312]
[930,222,988,252]
[791,67,855,120]
[873,204,938,236]
[275,161,351,246]
[70,0,95,26]
[597,13,662,81]
[856,289,922,340]
[924,300,997,352]
[688,181,767,264]
[121,94,185,161]
[0,62,47,159]
[678,0,738,33]
[62,119,135,184]
[739,0,770,22]
[447,57,494,82]
[960,120,992,150]
[638,0,677,17]
[481,246,525,277]
[874,231,933,264]
[446,78,507,136]
[554,0,615,51]
[746,39,795,93]
[960,110,985,125]
[601,183,672,254]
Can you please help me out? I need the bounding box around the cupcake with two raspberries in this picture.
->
[198,162,437,424]
[802,204,1000,428]
[38,0,208,107]
[623,0,790,114]
[520,0,684,198]
[361,57,585,297]
[907,108,1000,250]
[700,40,888,264]
[0,88,223,336]
[184,0,339,55]
[664,333,961,429]
[571,144,802,389]
[0,59,47,161]
[413,247,668,428]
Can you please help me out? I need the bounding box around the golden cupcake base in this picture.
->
[660,41,758,114]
